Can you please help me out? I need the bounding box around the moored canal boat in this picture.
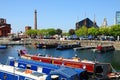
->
[0,63,47,80]
[56,42,81,50]
[36,43,58,49]
[18,50,120,79]
[3,57,88,80]
[0,45,7,49]
[96,45,115,53]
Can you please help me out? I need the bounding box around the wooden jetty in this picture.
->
[74,45,115,53]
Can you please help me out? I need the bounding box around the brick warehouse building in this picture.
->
[0,18,11,37]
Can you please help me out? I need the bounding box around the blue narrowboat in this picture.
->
[0,45,7,49]
[0,57,88,80]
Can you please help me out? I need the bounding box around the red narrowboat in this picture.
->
[18,50,118,79]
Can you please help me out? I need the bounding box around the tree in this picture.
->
[69,29,75,35]
[88,27,99,36]
[25,29,37,37]
[56,28,62,35]
[75,26,88,36]
[109,25,120,37]
[37,30,42,36]
[62,32,69,36]
[47,28,56,36]
[99,27,110,36]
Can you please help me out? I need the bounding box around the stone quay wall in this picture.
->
[31,39,120,50]
[0,38,120,50]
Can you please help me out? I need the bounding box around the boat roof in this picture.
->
[13,58,60,70]
[0,64,47,80]
[39,56,95,64]
[49,67,80,78]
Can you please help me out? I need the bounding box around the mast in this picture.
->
[93,14,96,27]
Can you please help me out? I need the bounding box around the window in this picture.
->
[61,78,66,80]
[95,66,103,73]
[51,75,59,80]
[4,74,7,80]
[15,62,18,67]
[26,64,31,69]
[37,67,42,72]
[25,78,33,80]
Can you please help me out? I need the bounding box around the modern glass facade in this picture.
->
[116,11,120,24]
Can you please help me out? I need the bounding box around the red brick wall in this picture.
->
[0,25,11,37]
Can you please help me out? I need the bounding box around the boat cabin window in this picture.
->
[95,66,103,73]
[4,73,7,80]
[26,64,31,69]
[79,71,88,80]
[61,78,66,80]
[25,78,33,80]
[51,75,59,80]
[37,67,42,72]
[15,62,18,67]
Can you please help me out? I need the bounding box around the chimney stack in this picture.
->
[34,10,37,30]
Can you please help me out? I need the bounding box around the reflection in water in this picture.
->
[0,45,120,71]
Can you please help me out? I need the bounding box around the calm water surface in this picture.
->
[0,45,120,71]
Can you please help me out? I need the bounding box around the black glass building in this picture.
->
[76,18,98,30]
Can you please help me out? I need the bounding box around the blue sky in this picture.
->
[0,0,120,33]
